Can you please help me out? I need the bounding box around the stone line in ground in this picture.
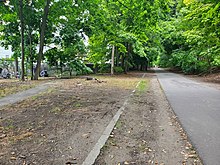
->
[82,73,146,165]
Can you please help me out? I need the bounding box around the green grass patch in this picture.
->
[115,120,123,129]
[50,107,61,114]
[74,103,82,107]
[2,119,15,131]
[137,80,149,94]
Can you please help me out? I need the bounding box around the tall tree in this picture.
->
[87,0,168,73]
[19,0,25,81]
[34,0,51,80]
[159,0,220,73]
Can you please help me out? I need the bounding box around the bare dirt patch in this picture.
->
[0,74,142,165]
[95,73,202,165]
[184,73,220,90]
[167,68,220,90]
[0,72,204,165]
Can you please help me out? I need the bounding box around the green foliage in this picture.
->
[98,63,111,73]
[45,47,91,75]
[68,60,93,75]
[0,57,14,69]
[158,1,220,74]
[114,66,124,73]
[137,80,148,95]
[1,0,217,76]
[86,0,171,72]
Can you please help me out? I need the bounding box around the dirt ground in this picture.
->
[0,73,141,165]
[184,73,220,90]
[168,68,220,90]
[95,73,202,165]
[0,71,216,165]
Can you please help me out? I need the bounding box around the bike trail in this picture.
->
[0,83,52,108]
[155,68,220,165]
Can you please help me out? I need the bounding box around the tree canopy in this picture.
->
[159,0,220,73]
[0,0,219,78]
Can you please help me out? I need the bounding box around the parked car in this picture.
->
[1,68,10,79]
[40,70,48,77]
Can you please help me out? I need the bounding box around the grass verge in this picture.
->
[136,80,149,95]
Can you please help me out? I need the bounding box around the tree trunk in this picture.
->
[115,47,119,67]
[34,0,51,80]
[15,57,19,74]
[111,45,115,75]
[19,0,25,81]
[29,0,34,80]
[124,43,131,74]
[29,28,34,80]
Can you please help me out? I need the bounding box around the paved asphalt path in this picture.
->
[155,68,220,165]
[0,83,50,108]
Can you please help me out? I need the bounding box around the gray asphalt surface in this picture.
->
[155,68,220,165]
[0,83,50,108]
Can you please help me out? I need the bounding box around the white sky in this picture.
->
[0,46,12,58]
[0,45,56,59]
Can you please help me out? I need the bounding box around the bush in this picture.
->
[114,66,124,73]
[98,63,111,73]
